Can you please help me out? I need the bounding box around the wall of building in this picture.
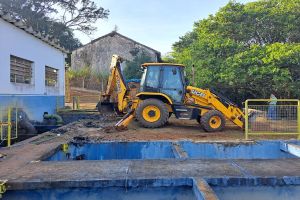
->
[71,33,160,72]
[0,96,64,121]
[0,19,65,121]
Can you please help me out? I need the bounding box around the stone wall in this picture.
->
[71,32,160,72]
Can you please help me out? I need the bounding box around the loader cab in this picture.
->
[139,63,186,103]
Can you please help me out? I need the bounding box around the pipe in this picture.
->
[43,113,63,125]
[19,120,37,135]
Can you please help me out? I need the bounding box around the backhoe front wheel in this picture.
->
[136,99,169,128]
[200,110,226,132]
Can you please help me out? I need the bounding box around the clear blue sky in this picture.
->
[74,0,255,55]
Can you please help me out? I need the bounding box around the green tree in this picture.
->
[123,52,154,80]
[172,0,300,103]
[68,66,91,88]
[92,69,110,92]
[162,52,176,63]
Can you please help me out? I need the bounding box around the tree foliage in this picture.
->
[173,0,300,103]
[68,66,91,88]
[0,0,109,50]
[123,52,154,80]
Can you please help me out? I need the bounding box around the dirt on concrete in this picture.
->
[53,115,297,142]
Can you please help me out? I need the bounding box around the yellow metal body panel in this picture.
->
[142,63,185,67]
[136,92,173,104]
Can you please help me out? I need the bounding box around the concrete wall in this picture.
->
[0,96,64,121]
[71,33,160,72]
[0,19,65,96]
[0,19,66,121]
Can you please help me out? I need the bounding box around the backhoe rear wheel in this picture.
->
[200,110,225,132]
[136,98,169,128]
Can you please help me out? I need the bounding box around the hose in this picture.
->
[43,114,64,125]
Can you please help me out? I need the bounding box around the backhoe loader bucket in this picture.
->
[96,101,114,113]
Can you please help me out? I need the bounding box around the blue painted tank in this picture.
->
[45,142,175,161]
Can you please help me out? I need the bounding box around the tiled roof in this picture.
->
[76,31,161,55]
[0,11,68,53]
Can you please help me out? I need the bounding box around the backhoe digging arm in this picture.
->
[97,55,130,113]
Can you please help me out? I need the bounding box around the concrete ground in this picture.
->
[0,114,300,197]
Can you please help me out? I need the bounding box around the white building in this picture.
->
[0,12,67,121]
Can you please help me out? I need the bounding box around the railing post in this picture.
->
[7,107,11,147]
[72,96,76,110]
[0,108,2,142]
[76,96,80,110]
[245,100,249,140]
[56,96,59,113]
[15,107,18,140]
[0,180,7,198]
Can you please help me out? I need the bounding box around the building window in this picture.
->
[45,66,58,87]
[10,55,33,84]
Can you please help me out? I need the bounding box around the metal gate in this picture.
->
[245,99,300,139]
[0,107,18,147]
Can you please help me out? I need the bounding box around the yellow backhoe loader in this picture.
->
[98,55,245,132]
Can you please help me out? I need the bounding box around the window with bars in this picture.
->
[10,55,33,84]
[45,66,58,87]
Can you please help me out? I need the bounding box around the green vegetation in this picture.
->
[123,52,154,80]
[67,67,109,91]
[172,0,300,102]
[68,66,91,88]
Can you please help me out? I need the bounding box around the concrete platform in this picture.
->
[0,121,300,197]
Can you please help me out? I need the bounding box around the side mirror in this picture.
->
[185,78,190,86]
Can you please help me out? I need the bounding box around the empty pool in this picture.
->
[45,140,300,161]
[45,142,175,161]
[212,185,300,200]
[180,140,300,159]
[3,186,197,200]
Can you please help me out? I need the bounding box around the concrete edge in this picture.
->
[171,142,189,159]
[280,142,300,157]
[193,178,219,200]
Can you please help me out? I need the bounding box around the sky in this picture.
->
[74,0,255,55]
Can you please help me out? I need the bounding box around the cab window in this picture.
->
[161,66,184,103]
[145,66,160,91]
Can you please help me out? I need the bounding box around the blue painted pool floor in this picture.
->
[212,185,300,200]
[4,186,197,200]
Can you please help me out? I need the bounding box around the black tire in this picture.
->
[200,110,226,132]
[136,98,169,128]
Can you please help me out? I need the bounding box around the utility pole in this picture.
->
[192,64,195,86]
